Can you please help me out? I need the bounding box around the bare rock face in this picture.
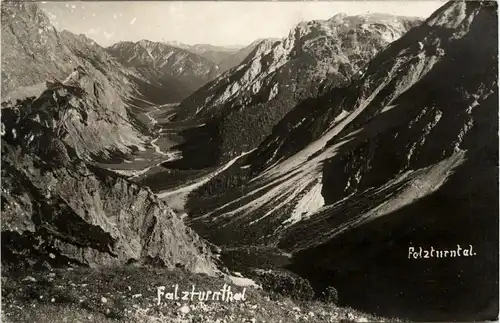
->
[2,3,133,101]
[2,78,146,162]
[169,14,420,168]
[2,146,217,274]
[1,2,63,97]
[182,14,420,120]
[217,39,279,74]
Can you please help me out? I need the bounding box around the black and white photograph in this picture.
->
[0,0,498,322]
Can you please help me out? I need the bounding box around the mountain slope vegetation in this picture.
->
[187,2,498,320]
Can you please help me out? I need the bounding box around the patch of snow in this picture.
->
[145,111,157,126]
[454,117,474,151]
[226,275,260,288]
[292,117,307,130]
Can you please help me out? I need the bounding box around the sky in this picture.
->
[40,1,446,48]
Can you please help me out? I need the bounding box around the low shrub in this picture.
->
[320,286,339,304]
[255,269,314,301]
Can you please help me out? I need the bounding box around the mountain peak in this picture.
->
[425,0,469,28]
[330,12,348,22]
[137,39,157,48]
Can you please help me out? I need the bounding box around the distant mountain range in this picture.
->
[164,41,244,65]
[107,40,219,103]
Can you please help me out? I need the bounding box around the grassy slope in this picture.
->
[1,267,394,323]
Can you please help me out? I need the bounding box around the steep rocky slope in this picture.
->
[1,142,217,273]
[1,1,167,159]
[1,82,217,275]
[187,1,498,320]
[217,39,275,74]
[2,3,158,108]
[107,40,219,101]
[170,14,420,168]
[1,2,218,274]
[167,40,275,74]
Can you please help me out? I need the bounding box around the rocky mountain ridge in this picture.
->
[169,13,421,168]
[188,0,496,254]
[186,1,498,320]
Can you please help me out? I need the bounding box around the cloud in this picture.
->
[86,28,100,35]
[103,31,115,40]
